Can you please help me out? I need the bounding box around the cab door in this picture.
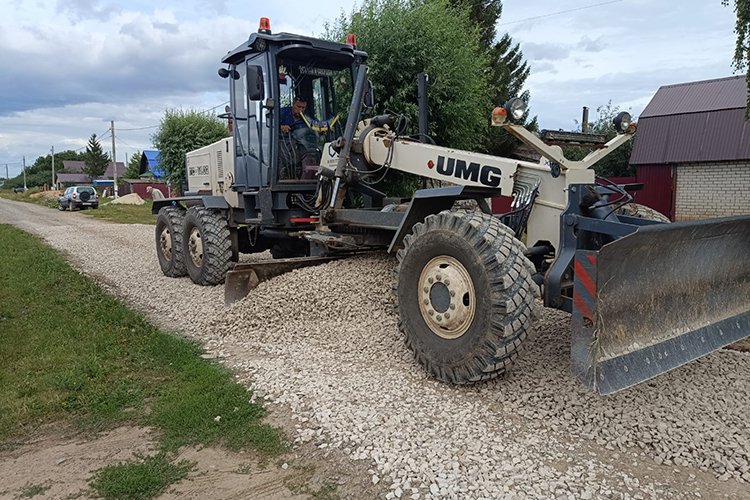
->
[230,53,271,190]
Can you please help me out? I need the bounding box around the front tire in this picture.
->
[393,210,539,384]
[183,207,232,286]
[614,203,670,223]
[156,207,188,278]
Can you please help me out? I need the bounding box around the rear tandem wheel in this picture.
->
[183,207,233,286]
[393,210,539,384]
[155,207,188,277]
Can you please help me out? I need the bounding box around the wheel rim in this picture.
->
[418,256,476,339]
[188,227,203,268]
[159,226,172,261]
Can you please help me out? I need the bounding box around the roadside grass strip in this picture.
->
[83,198,158,225]
[0,189,158,224]
[0,224,283,498]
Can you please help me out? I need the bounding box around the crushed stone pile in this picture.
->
[106,193,145,205]
[208,254,750,497]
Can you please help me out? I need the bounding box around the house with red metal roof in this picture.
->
[630,75,750,221]
[56,160,126,187]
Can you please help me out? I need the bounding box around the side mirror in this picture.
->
[246,65,264,101]
[218,68,230,79]
[364,79,375,109]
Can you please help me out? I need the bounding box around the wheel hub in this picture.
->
[188,227,203,268]
[418,256,476,339]
[159,226,172,261]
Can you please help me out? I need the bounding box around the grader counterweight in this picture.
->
[153,19,750,394]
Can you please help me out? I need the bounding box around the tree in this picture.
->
[151,109,229,183]
[449,0,536,156]
[1,150,83,189]
[82,134,110,181]
[724,0,750,116]
[561,101,635,178]
[326,0,491,152]
[325,0,493,195]
[124,150,141,179]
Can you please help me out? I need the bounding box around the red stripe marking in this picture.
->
[587,254,596,267]
[574,259,596,298]
[573,290,593,319]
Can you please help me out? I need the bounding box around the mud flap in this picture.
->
[571,215,750,395]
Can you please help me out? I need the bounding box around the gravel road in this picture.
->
[2,198,749,500]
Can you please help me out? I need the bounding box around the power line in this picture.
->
[498,0,624,26]
[115,136,141,152]
[118,124,159,131]
[200,100,230,114]
[114,101,230,132]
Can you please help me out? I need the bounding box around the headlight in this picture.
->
[505,98,527,122]
[613,111,632,133]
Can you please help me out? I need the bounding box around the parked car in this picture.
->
[59,186,99,211]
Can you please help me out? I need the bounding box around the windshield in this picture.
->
[76,187,96,194]
[276,60,352,181]
[277,60,347,141]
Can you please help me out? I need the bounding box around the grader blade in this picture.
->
[224,256,341,306]
[571,215,750,395]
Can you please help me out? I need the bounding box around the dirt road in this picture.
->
[2,197,749,500]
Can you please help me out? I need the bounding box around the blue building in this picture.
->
[139,150,164,178]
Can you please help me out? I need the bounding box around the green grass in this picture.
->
[18,482,52,498]
[0,224,283,498]
[0,187,58,208]
[81,198,157,225]
[89,452,194,500]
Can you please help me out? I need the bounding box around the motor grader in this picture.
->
[153,19,750,395]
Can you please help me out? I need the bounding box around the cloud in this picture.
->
[55,0,121,22]
[0,93,226,177]
[0,12,254,116]
[153,21,179,34]
[530,62,558,75]
[522,42,570,62]
[198,0,228,15]
[521,35,606,64]
[526,60,737,131]
[577,36,606,53]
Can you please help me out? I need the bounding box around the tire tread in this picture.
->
[393,210,539,384]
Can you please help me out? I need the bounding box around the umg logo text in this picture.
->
[435,156,502,187]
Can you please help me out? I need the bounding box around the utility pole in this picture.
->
[51,145,55,190]
[23,156,27,191]
[5,164,8,181]
[111,120,119,198]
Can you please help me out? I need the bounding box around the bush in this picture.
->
[151,110,229,184]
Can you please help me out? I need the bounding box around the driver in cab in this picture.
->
[280,97,308,134]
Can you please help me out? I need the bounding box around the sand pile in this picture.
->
[106,193,145,205]
[30,190,63,200]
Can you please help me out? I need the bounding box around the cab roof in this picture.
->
[222,32,368,70]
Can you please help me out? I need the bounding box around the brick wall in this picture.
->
[674,161,750,221]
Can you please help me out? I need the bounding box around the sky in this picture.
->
[0,0,740,178]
